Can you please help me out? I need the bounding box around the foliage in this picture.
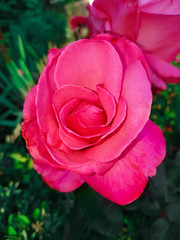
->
[151,82,180,150]
[0,138,71,240]
[0,0,68,57]
[0,36,47,142]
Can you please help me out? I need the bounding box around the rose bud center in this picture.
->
[67,101,106,135]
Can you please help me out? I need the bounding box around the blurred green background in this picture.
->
[0,1,180,239]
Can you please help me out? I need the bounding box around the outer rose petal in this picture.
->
[34,160,84,192]
[83,120,166,205]
[93,34,151,81]
[42,142,115,176]
[23,85,37,121]
[146,53,180,84]
[87,4,109,34]
[46,48,63,65]
[88,0,140,41]
[85,60,152,162]
[139,0,180,15]
[29,122,84,192]
[151,70,167,94]
[137,11,180,62]
[55,39,123,101]
[36,53,60,147]
[22,87,84,192]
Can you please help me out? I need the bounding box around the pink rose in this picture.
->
[22,33,165,205]
[88,0,180,92]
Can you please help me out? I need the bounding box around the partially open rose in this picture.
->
[22,33,165,205]
[88,0,180,92]
[70,16,93,39]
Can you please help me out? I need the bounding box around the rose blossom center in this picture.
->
[67,100,107,132]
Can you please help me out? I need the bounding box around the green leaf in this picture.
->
[10,153,28,163]
[92,196,123,237]
[150,219,180,240]
[17,36,26,61]
[8,226,17,236]
[166,202,180,224]
[0,70,9,85]
[8,214,14,225]
[175,151,180,162]
[0,120,17,127]
[0,95,18,110]
[8,61,30,90]
[18,59,34,87]
[166,160,180,186]
[32,208,41,220]
[6,62,24,90]
[63,206,88,240]
[16,214,30,225]
[122,198,140,211]
[140,198,160,216]
[148,163,167,199]
[76,186,123,237]
[26,44,38,60]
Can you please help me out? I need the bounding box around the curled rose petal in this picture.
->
[96,85,116,124]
